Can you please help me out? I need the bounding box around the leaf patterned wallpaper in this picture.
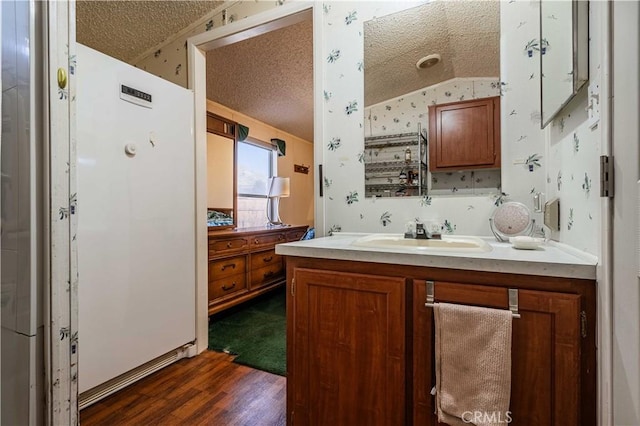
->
[500,0,602,256]
[135,0,602,256]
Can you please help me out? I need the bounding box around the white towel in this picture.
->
[434,302,513,426]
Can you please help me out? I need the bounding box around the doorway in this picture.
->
[189,2,322,361]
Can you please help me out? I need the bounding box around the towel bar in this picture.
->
[424,281,521,319]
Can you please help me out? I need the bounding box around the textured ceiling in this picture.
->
[76,1,499,143]
[76,0,224,62]
[206,19,314,142]
[364,1,500,106]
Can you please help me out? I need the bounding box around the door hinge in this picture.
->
[600,155,614,198]
[291,279,295,296]
[580,311,587,338]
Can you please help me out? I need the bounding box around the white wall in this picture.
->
[612,1,640,423]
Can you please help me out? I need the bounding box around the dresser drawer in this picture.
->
[209,273,247,301]
[251,249,282,270]
[209,255,247,279]
[252,232,286,248]
[286,228,307,242]
[209,237,249,256]
[250,263,285,290]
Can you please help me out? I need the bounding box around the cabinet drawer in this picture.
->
[209,255,247,279]
[250,263,285,289]
[286,229,307,242]
[209,273,247,301]
[209,237,248,256]
[252,233,286,248]
[251,249,282,270]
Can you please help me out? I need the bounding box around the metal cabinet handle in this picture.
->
[226,242,232,248]
[255,239,260,244]
[222,282,236,291]
[263,256,273,262]
[221,263,236,271]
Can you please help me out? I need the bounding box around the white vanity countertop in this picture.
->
[275,233,598,280]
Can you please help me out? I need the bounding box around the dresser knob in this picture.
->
[227,242,232,248]
[263,256,273,262]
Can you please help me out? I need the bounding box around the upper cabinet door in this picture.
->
[429,96,501,171]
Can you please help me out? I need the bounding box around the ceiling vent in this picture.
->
[416,54,441,70]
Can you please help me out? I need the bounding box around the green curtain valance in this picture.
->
[271,138,286,157]
[238,124,249,142]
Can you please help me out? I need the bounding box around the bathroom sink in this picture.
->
[351,234,492,252]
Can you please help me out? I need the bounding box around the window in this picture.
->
[236,139,276,228]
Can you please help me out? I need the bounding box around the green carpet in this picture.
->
[208,288,286,376]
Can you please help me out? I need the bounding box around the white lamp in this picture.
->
[267,176,290,226]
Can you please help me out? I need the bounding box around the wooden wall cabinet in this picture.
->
[428,96,501,171]
[208,226,307,315]
[285,257,595,426]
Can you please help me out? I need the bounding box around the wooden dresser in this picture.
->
[207,225,308,315]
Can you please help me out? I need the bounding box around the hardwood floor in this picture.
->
[80,350,286,426]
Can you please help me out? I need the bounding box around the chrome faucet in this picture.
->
[407,222,441,240]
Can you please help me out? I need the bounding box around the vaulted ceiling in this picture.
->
[364,1,500,106]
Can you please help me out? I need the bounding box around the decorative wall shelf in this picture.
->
[364,127,427,198]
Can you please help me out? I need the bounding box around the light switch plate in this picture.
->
[544,198,560,231]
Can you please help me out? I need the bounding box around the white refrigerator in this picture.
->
[76,44,196,397]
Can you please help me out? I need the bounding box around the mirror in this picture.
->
[540,0,589,127]
[363,1,501,198]
[206,112,237,230]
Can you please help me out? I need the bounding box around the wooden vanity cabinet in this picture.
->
[428,96,501,171]
[285,257,596,426]
[208,225,307,315]
[289,268,406,426]
[413,280,585,426]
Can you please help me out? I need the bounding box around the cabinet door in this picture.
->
[428,96,500,171]
[413,281,581,426]
[290,269,406,426]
